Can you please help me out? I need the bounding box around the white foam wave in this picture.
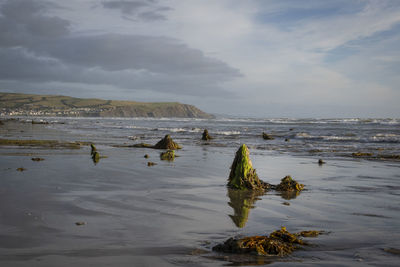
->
[215,130,241,135]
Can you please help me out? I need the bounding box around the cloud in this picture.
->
[102,0,171,21]
[0,0,241,97]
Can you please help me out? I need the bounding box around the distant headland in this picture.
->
[0,92,214,119]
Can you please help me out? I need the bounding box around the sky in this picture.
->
[0,0,399,118]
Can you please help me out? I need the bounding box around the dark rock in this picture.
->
[75,222,86,226]
[144,154,149,158]
[31,157,45,161]
[318,159,325,165]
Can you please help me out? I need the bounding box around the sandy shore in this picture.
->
[0,118,400,266]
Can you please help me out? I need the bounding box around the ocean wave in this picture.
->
[371,133,400,142]
[215,130,241,135]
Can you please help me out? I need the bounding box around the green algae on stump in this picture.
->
[202,129,212,141]
[275,175,304,192]
[160,150,175,161]
[212,227,321,257]
[90,144,97,156]
[154,135,182,150]
[228,144,270,190]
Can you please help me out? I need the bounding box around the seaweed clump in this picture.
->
[202,129,212,141]
[276,176,304,192]
[213,227,321,256]
[160,150,175,161]
[31,157,44,161]
[352,152,373,157]
[228,144,271,191]
[154,135,182,150]
[0,139,81,149]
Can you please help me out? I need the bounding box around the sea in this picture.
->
[0,116,399,266]
[44,116,400,158]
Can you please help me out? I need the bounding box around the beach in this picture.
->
[0,117,399,266]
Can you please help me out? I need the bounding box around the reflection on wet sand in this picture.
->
[227,189,264,228]
[278,190,301,200]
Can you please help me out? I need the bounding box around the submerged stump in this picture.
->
[90,144,97,156]
[228,144,270,190]
[92,151,100,164]
[202,129,212,141]
[262,132,274,140]
[154,135,182,150]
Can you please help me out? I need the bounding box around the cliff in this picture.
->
[0,92,214,119]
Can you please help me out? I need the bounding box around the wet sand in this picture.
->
[0,119,400,266]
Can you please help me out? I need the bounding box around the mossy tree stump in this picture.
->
[154,135,182,150]
[202,129,212,141]
[228,144,270,190]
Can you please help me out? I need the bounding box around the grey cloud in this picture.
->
[38,34,241,77]
[0,47,230,96]
[102,0,171,21]
[0,0,70,47]
[0,0,241,97]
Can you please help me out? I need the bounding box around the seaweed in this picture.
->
[275,176,304,192]
[228,144,271,191]
[0,139,81,149]
[31,157,44,161]
[132,143,154,148]
[147,161,157,166]
[212,227,321,257]
[352,152,373,157]
[160,150,175,161]
[16,167,26,172]
[318,159,326,165]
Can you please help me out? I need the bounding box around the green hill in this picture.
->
[0,92,214,118]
